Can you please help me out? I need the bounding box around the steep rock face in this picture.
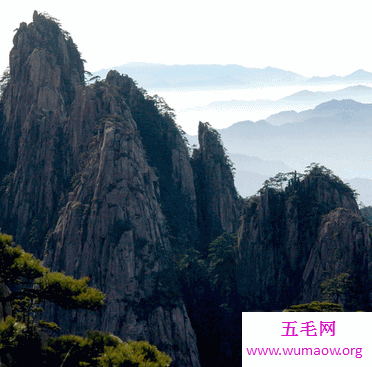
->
[192,122,240,250]
[43,83,199,366]
[237,188,292,310]
[0,11,84,257]
[302,207,372,308]
[105,71,200,251]
[237,171,371,310]
[0,12,200,367]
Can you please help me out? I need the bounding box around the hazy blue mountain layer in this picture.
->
[94,63,372,89]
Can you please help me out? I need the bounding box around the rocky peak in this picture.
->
[11,11,84,96]
[103,70,200,251]
[0,13,201,366]
[43,82,200,365]
[237,168,371,310]
[300,170,359,213]
[192,122,240,251]
[0,12,88,258]
[302,207,372,309]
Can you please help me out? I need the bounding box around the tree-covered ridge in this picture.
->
[258,162,357,199]
[237,161,370,312]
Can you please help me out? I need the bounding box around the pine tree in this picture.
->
[0,232,105,366]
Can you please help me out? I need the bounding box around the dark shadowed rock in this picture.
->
[43,82,199,365]
[104,70,200,251]
[302,207,372,309]
[192,122,240,251]
[237,169,372,310]
[0,12,200,367]
[0,11,84,257]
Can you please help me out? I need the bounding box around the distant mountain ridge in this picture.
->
[187,137,372,205]
[93,63,372,89]
[186,99,372,181]
[183,85,372,120]
[281,85,372,102]
[94,63,306,88]
[266,99,372,125]
[308,69,372,83]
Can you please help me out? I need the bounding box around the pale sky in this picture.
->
[1,1,371,78]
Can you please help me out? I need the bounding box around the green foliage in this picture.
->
[0,320,171,367]
[0,315,43,366]
[176,232,240,313]
[208,232,238,305]
[176,247,208,286]
[44,332,120,367]
[44,334,170,367]
[0,316,26,350]
[0,232,45,284]
[37,319,61,331]
[199,122,236,176]
[0,232,105,366]
[257,163,358,200]
[12,296,44,333]
[44,334,88,367]
[305,162,358,199]
[321,270,371,311]
[0,232,105,311]
[36,272,105,310]
[148,94,176,120]
[283,301,343,312]
[98,340,171,367]
[321,273,351,304]
[258,171,304,194]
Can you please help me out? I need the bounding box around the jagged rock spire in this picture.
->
[192,122,240,251]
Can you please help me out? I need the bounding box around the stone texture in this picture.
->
[237,172,372,310]
[302,207,372,306]
[104,70,200,251]
[0,11,84,257]
[0,12,200,367]
[192,122,240,250]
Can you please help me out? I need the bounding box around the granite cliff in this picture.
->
[0,11,240,367]
[237,167,372,311]
[0,11,202,367]
[1,11,372,367]
[191,122,240,251]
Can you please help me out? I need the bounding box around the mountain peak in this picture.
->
[314,99,364,111]
[12,10,85,94]
[346,69,372,79]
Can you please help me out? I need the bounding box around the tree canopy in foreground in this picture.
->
[0,233,171,366]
